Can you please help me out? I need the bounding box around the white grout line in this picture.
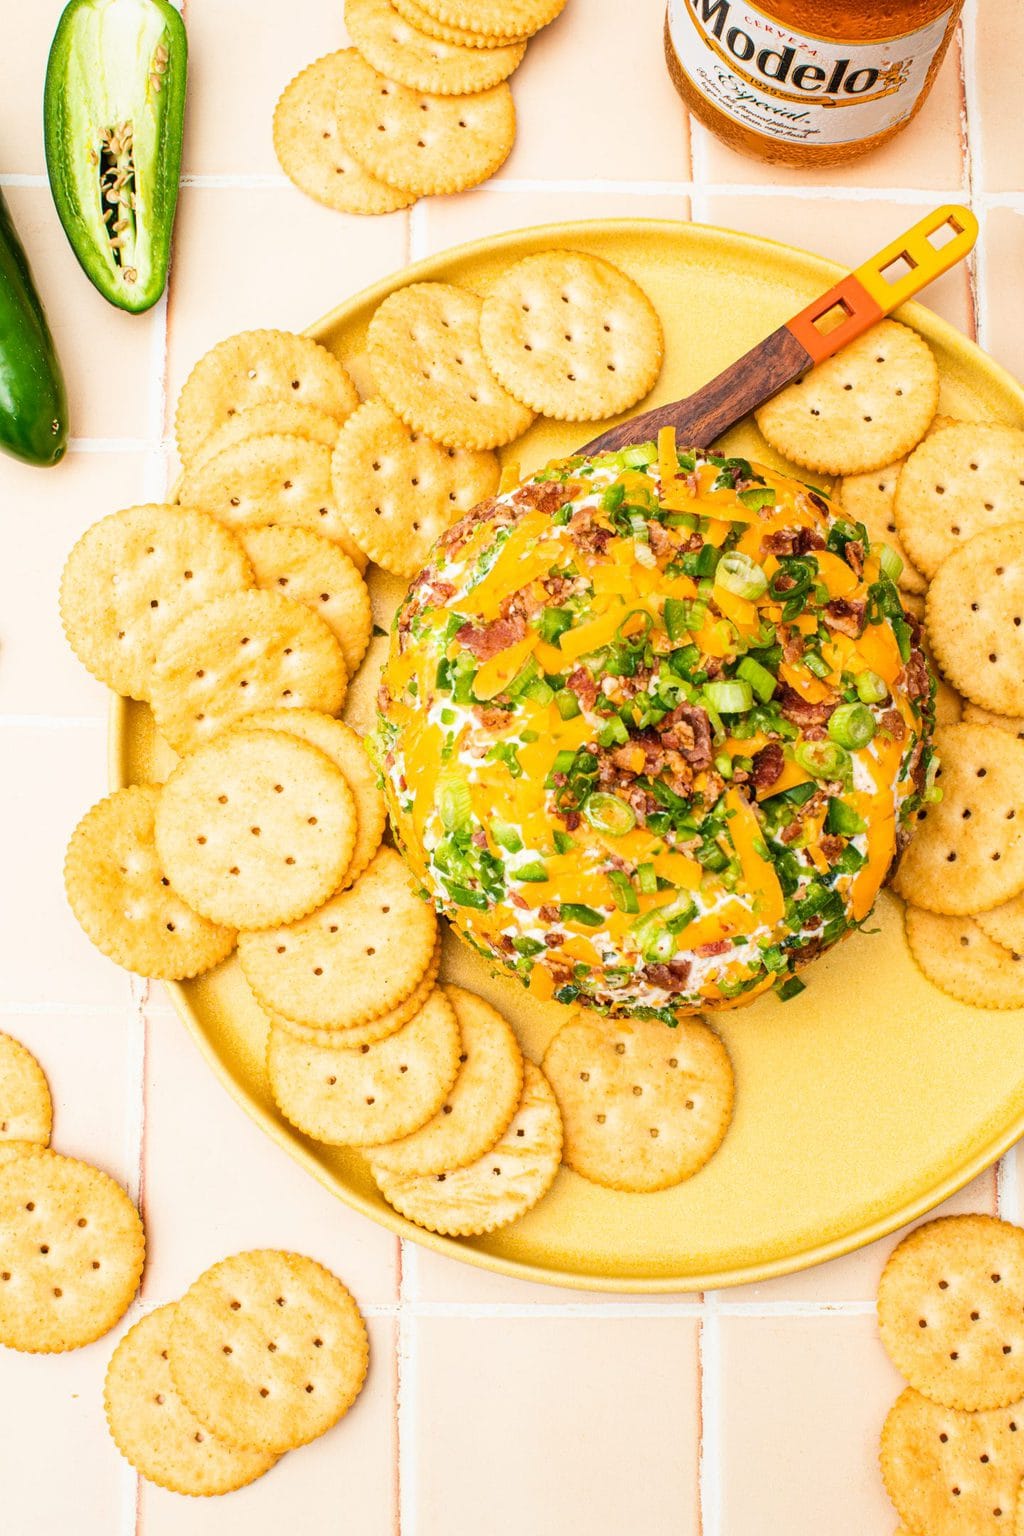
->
[397,1240,419,1536]
[998,1154,1023,1225]
[698,1297,723,1536]
[357,1296,877,1319]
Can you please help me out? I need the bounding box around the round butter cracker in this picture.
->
[239,846,437,1028]
[176,330,359,466]
[274,51,417,216]
[60,504,254,703]
[0,1034,51,1149]
[895,423,1024,579]
[905,908,1024,1009]
[542,1013,734,1193]
[927,522,1024,717]
[177,433,366,573]
[0,1151,144,1353]
[155,729,357,930]
[65,786,236,981]
[268,936,441,1047]
[268,986,461,1146]
[893,724,1024,915]
[755,320,939,476]
[105,1304,277,1496]
[346,0,526,94]
[191,401,344,473]
[368,282,534,449]
[337,54,516,197]
[881,1387,1024,1536]
[479,250,665,422]
[330,398,500,576]
[392,0,527,45]
[150,589,349,756]
[410,0,566,36]
[237,524,372,676]
[879,1214,1024,1410]
[169,1250,368,1454]
[242,710,386,888]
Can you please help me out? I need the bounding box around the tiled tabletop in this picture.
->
[2,1,1023,1531]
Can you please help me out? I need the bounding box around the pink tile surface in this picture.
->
[412,1315,701,1536]
[2,0,1024,1532]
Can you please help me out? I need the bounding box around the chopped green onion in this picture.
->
[683,543,721,580]
[703,679,754,714]
[584,792,637,836]
[515,860,550,882]
[437,775,472,833]
[545,749,578,786]
[664,597,690,643]
[553,830,575,855]
[714,752,733,778]
[878,541,904,584]
[506,656,540,698]
[892,615,913,663]
[447,885,489,911]
[737,655,777,703]
[560,903,605,928]
[630,910,675,962]
[554,688,581,720]
[597,717,629,749]
[617,609,653,643]
[523,677,554,705]
[825,797,867,837]
[828,702,876,750]
[619,443,657,468]
[804,651,831,680]
[491,820,523,854]
[600,481,626,512]
[512,936,545,957]
[637,862,657,894]
[538,607,573,646]
[855,669,888,704]
[607,869,640,913]
[738,486,777,512]
[795,739,852,781]
[774,975,806,1002]
[715,550,768,600]
[664,896,697,933]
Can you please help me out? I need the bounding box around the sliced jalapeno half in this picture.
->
[44,0,187,314]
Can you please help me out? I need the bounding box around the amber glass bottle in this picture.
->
[665,0,965,166]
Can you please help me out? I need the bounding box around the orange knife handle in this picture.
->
[785,203,979,367]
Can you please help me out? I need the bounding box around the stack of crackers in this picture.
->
[105,1249,368,1497]
[274,0,570,215]
[756,320,1024,1010]
[0,1033,372,1499]
[879,1213,1024,1535]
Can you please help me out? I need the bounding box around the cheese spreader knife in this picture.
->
[579,204,978,457]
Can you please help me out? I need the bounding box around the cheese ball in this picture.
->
[375,440,934,1020]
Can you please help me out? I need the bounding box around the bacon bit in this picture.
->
[509,892,529,910]
[660,704,713,771]
[695,940,731,958]
[823,597,866,638]
[473,705,513,730]
[761,525,826,558]
[459,613,526,661]
[844,539,865,577]
[567,508,614,556]
[565,666,598,710]
[472,830,488,849]
[543,932,562,948]
[781,628,805,665]
[776,683,835,730]
[899,649,930,703]
[538,904,559,923]
[751,742,785,791]
[879,708,906,742]
[511,481,577,518]
[819,834,846,864]
[643,959,693,992]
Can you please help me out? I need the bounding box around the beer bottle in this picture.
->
[664,0,966,166]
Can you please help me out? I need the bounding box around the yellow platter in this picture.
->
[113,219,1024,1291]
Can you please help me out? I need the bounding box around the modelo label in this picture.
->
[667,0,953,146]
